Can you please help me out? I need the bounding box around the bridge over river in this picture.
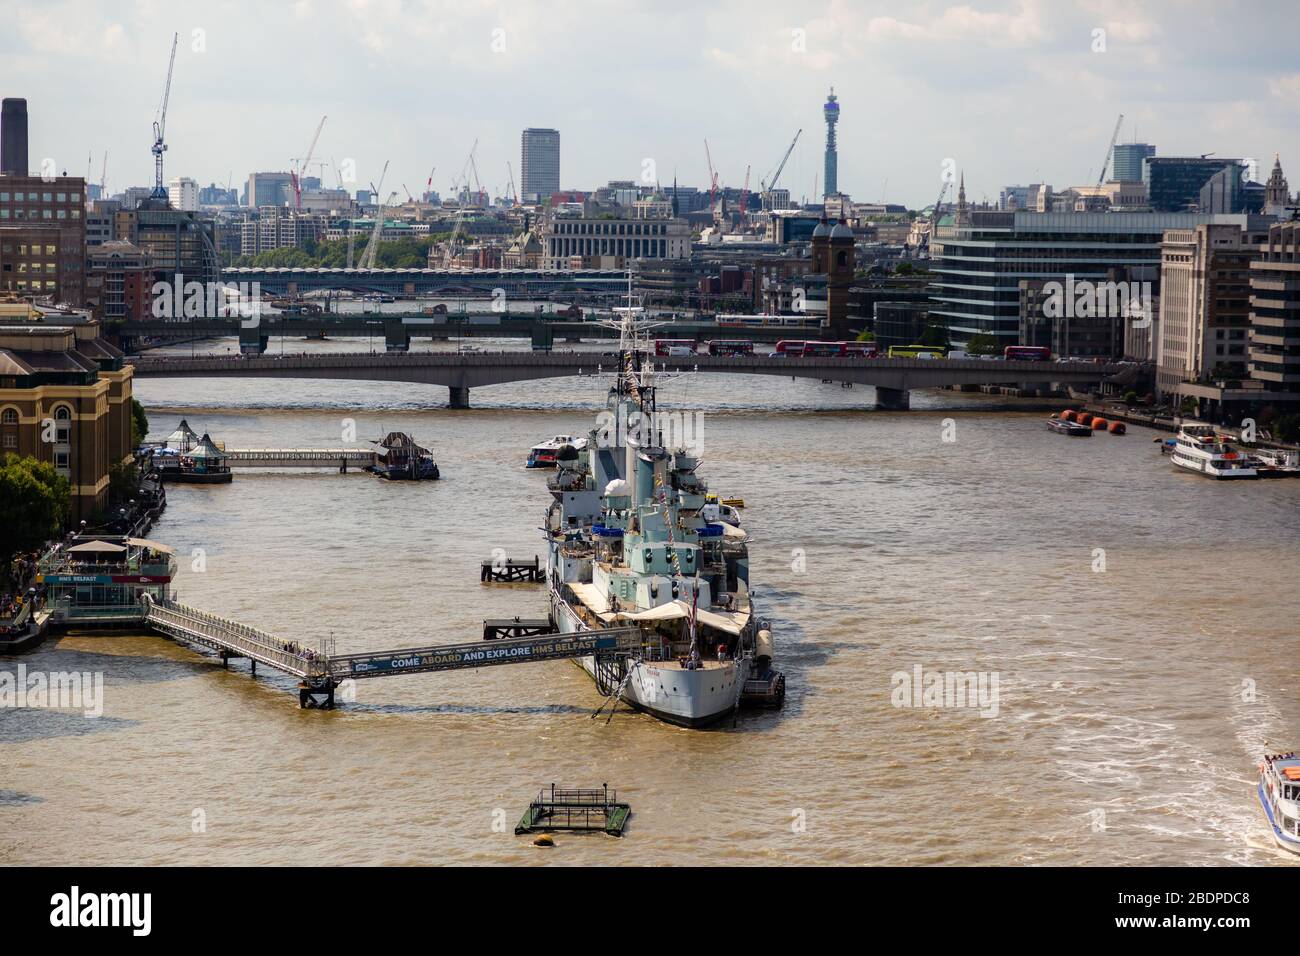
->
[129,350,1117,409]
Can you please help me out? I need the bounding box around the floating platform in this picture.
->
[483,617,554,640]
[515,785,630,837]
[480,555,544,583]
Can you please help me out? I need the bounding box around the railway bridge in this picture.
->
[128,350,1116,409]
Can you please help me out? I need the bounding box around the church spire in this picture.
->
[1266,154,1291,215]
[954,172,971,226]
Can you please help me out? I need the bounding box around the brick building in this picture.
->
[0,319,133,519]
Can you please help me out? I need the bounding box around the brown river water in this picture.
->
[3,336,1299,866]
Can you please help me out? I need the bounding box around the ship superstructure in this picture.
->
[543,300,784,726]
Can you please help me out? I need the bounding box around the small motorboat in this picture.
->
[527,435,587,469]
[1047,416,1092,436]
[1258,753,1300,855]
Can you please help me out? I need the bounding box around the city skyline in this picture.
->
[1,0,1297,207]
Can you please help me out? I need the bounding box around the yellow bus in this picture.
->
[886,345,947,359]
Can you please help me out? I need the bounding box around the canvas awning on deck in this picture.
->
[127,538,176,555]
[67,540,127,554]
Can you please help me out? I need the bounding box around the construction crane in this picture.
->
[424,165,437,202]
[359,190,397,270]
[506,161,517,207]
[919,178,951,255]
[354,161,390,271]
[441,142,485,267]
[705,140,722,224]
[1096,113,1124,188]
[100,151,108,198]
[290,115,327,209]
[737,165,752,219]
[760,128,801,209]
[402,184,414,202]
[468,147,486,207]
[150,32,178,199]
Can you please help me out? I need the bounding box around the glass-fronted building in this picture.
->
[929,210,1262,346]
[1144,157,1243,212]
[1112,143,1155,183]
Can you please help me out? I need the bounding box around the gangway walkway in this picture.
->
[221,448,376,470]
[139,596,643,708]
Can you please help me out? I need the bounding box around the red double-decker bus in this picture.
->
[654,339,696,357]
[706,340,755,356]
[800,341,843,357]
[1004,345,1052,361]
[841,341,879,358]
[774,340,806,356]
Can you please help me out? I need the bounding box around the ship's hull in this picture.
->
[551,590,747,728]
[1171,450,1257,479]
[1258,781,1300,854]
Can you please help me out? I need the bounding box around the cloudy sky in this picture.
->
[2,0,1297,207]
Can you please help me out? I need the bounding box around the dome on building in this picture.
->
[830,221,854,239]
[812,220,831,238]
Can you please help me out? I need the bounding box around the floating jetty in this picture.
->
[515,784,631,837]
[480,555,544,583]
[482,617,554,640]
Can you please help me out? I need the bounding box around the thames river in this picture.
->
[3,337,1298,865]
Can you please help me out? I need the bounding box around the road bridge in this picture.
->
[129,350,1116,409]
[119,314,823,350]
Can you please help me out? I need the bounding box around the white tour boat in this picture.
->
[1258,753,1300,855]
[1169,422,1257,479]
[527,435,587,469]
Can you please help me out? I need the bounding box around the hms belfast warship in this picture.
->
[543,303,785,727]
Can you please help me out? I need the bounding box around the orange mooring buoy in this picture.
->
[1091,417,1108,430]
[1109,421,1126,435]
[1060,410,1076,422]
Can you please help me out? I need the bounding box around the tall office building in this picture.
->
[1112,143,1155,183]
[168,177,198,212]
[1249,220,1300,396]
[822,88,839,198]
[0,98,86,304]
[246,171,294,208]
[1156,222,1267,397]
[1144,157,1244,212]
[2,98,28,174]
[520,128,560,202]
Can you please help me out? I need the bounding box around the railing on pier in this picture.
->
[221,448,376,468]
[142,596,329,679]
[326,627,645,681]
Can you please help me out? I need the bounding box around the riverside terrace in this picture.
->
[127,351,1122,410]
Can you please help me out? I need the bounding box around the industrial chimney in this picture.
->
[1,98,29,175]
